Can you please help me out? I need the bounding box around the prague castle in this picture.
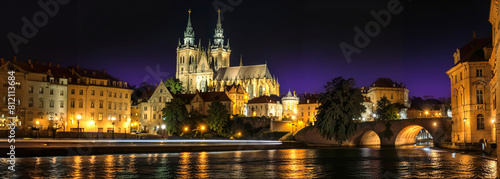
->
[175,10,280,99]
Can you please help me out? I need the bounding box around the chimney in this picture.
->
[71,68,75,75]
[28,58,32,64]
[56,64,60,68]
[12,56,17,62]
[48,62,52,68]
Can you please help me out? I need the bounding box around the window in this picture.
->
[477,114,485,130]
[99,101,104,108]
[144,106,147,110]
[119,103,122,110]
[91,90,95,95]
[477,90,484,104]
[125,94,128,98]
[98,113,103,121]
[113,102,116,110]
[39,99,44,108]
[50,89,54,95]
[120,93,122,98]
[90,113,94,120]
[60,101,64,108]
[28,98,33,107]
[144,114,147,119]
[153,114,156,119]
[109,92,112,97]
[29,86,34,93]
[71,100,75,108]
[100,91,103,96]
[460,72,462,80]
[79,100,83,108]
[60,90,64,96]
[153,106,156,111]
[49,100,54,108]
[79,90,83,95]
[39,87,43,94]
[477,69,483,77]
[114,92,116,97]
[71,89,75,94]
[159,97,162,102]
[108,102,112,109]
[90,101,95,108]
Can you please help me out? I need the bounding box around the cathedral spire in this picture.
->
[183,9,195,46]
[240,54,243,66]
[213,9,225,47]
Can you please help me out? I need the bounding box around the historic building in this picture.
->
[66,66,133,133]
[282,90,299,120]
[0,57,26,130]
[137,81,174,133]
[190,92,233,115]
[9,59,70,131]
[297,94,320,125]
[175,10,280,99]
[224,84,248,115]
[361,78,410,120]
[246,95,283,119]
[446,35,494,143]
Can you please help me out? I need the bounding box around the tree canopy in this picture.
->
[162,97,188,134]
[164,77,184,94]
[205,101,230,135]
[315,77,366,142]
[376,96,401,120]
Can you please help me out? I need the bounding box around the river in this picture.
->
[0,144,497,178]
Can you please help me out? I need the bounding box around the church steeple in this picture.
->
[213,9,225,47]
[184,9,195,46]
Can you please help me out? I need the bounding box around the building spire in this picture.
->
[213,9,225,47]
[183,9,195,46]
[240,54,243,66]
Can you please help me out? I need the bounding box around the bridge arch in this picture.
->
[394,125,431,146]
[359,130,381,146]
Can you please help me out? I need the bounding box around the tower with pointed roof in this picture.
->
[210,9,231,71]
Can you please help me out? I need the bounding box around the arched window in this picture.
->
[477,114,485,130]
[181,67,184,74]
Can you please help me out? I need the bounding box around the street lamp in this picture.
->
[111,116,116,139]
[425,111,429,118]
[161,124,166,139]
[200,125,205,139]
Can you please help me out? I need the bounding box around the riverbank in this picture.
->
[0,139,308,157]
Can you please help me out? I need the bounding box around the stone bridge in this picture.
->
[295,118,452,146]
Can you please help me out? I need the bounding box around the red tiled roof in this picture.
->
[248,95,280,104]
[458,38,492,63]
[197,92,232,102]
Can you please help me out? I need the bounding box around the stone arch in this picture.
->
[359,130,381,146]
[394,125,432,146]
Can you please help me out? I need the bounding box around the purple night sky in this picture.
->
[0,0,492,98]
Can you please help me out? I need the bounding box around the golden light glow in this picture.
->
[425,111,429,115]
[237,132,242,136]
[88,120,94,125]
[492,119,495,123]
[201,126,205,130]
[292,116,296,120]
[77,115,82,120]
[433,122,437,126]
[36,121,39,125]
[252,111,256,117]
[184,127,189,131]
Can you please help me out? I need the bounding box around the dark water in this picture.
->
[0,145,497,178]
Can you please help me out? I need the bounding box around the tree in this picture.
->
[376,96,400,120]
[315,77,366,142]
[205,101,230,135]
[162,98,188,135]
[164,77,184,94]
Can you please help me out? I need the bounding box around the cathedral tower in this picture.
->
[210,9,231,71]
[176,9,203,93]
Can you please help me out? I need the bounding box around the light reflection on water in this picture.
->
[0,146,497,178]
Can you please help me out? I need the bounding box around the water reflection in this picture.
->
[0,146,497,178]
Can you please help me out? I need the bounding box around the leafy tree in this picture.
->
[315,77,366,142]
[205,101,230,135]
[376,97,400,120]
[162,98,188,135]
[164,77,184,94]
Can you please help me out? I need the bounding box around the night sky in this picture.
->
[0,0,492,98]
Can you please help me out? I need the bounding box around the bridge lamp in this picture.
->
[433,122,437,126]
